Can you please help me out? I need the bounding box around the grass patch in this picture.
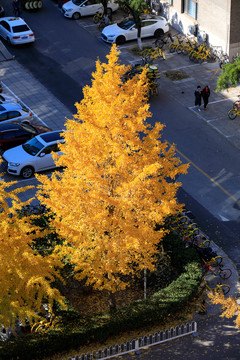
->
[164,70,190,81]
[129,46,152,57]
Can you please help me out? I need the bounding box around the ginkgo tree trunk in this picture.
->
[36,45,188,310]
[0,177,65,328]
[118,0,148,50]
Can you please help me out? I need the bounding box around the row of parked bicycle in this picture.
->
[146,32,234,68]
[166,211,231,295]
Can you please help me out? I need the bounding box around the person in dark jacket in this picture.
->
[194,85,202,111]
[201,85,211,110]
[12,0,21,17]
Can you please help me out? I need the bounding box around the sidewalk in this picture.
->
[0,39,240,358]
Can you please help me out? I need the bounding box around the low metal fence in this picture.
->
[65,321,197,360]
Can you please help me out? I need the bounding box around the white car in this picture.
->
[0,17,35,45]
[101,16,169,45]
[62,0,119,20]
[0,103,32,124]
[1,130,64,178]
[0,93,18,104]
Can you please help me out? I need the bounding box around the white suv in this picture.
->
[1,130,64,178]
[62,0,119,20]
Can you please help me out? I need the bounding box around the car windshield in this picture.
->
[117,19,135,30]
[72,0,85,5]
[22,138,44,156]
[12,25,30,33]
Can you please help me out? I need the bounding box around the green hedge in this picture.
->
[0,234,202,360]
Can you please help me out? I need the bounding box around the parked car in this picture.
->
[0,17,35,45]
[0,4,5,17]
[0,103,32,124]
[0,93,18,104]
[101,16,169,45]
[1,130,64,178]
[62,0,119,20]
[0,121,52,153]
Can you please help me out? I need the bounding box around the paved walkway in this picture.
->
[0,37,240,358]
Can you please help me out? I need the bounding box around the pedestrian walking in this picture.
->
[201,85,211,110]
[12,0,21,17]
[194,85,202,111]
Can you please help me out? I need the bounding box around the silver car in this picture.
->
[0,103,32,124]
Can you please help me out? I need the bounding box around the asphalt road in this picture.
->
[0,1,240,268]
[1,0,109,112]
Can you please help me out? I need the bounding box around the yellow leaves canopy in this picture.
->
[37,45,188,292]
[209,292,240,328]
[0,176,65,327]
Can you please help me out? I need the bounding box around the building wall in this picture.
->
[158,0,238,58]
[229,0,240,59]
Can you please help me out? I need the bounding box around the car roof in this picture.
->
[0,122,22,131]
[38,131,64,145]
[0,17,26,26]
[0,103,22,111]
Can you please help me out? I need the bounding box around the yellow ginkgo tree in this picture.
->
[36,45,188,308]
[0,177,65,328]
[209,292,240,328]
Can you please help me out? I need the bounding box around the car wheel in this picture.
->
[25,1,30,9]
[107,7,112,16]
[38,0,43,8]
[29,1,34,9]
[21,166,34,179]
[154,29,164,38]
[72,12,81,20]
[116,36,125,45]
[33,1,38,8]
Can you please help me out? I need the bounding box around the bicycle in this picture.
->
[184,236,211,249]
[228,105,240,120]
[193,47,214,64]
[93,10,104,24]
[168,35,183,54]
[123,64,160,100]
[202,263,232,280]
[154,33,174,50]
[203,254,223,267]
[179,35,198,56]
[187,241,223,267]
[188,43,207,61]
[146,65,160,99]
[205,282,230,295]
[142,46,166,65]
[219,53,229,68]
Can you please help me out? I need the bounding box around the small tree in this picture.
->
[37,45,188,310]
[216,56,240,91]
[0,176,65,328]
[118,0,149,49]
